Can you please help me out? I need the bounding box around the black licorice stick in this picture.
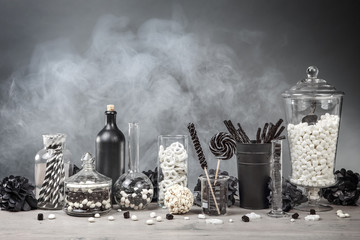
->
[256,128,261,143]
[187,122,220,214]
[273,126,285,139]
[237,123,250,143]
[224,120,242,143]
[277,135,286,140]
[265,119,284,143]
[261,123,268,143]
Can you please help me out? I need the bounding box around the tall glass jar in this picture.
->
[282,66,344,211]
[113,122,154,210]
[157,135,188,207]
[35,133,72,210]
[64,153,112,216]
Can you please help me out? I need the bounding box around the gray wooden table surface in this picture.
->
[0,203,359,240]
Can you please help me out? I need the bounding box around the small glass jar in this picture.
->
[199,175,229,216]
[64,153,112,216]
[114,122,154,210]
[157,135,188,207]
[282,66,344,211]
[35,133,72,210]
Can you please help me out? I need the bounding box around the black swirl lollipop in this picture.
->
[209,132,236,160]
[209,132,236,184]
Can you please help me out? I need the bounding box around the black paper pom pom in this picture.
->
[0,175,38,212]
[321,168,360,206]
[193,169,238,207]
[142,167,160,202]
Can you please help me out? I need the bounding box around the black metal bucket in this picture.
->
[236,143,271,209]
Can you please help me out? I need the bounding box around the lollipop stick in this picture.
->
[204,167,220,215]
[214,159,221,185]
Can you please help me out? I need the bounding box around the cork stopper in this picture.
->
[107,105,115,111]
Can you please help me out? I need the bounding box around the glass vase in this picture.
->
[35,133,72,210]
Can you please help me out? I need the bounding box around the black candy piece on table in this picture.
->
[242,215,250,222]
[166,213,174,220]
[292,213,299,219]
[310,209,316,215]
[37,213,44,221]
[123,211,130,219]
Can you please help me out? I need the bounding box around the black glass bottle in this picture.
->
[95,105,125,202]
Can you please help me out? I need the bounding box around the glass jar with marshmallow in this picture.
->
[282,66,344,212]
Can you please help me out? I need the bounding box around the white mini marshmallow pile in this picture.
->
[288,113,339,188]
[158,142,188,204]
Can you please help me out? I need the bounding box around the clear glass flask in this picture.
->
[113,122,154,210]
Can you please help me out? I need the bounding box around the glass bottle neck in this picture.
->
[128,122,140,173]
[105,111,118,127]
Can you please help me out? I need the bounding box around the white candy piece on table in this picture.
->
[290,218,295,222]
[108,216,115,221]
[94,213,100,218]
[131,215,138,221]
[229,219,234,223]
[146,219,155,225]
[156,216,163,222]
[198,214,206,219]
[184,217,190,220]
[48,214,56,220]
[205,219,224,225]
[304,214,320,221]
[245,212,261,220]
[150,212,157,218]
[88,217,95,223]
[117,209,122,212]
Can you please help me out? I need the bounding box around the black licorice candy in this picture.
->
[241,215,250,222]
[123,211,130,219]
[166,214,174,220]
[37,213,44,221]
[292,213,299,219]
[310,209,316,215]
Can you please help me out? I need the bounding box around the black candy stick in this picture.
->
[237,123,250,143]
[273,126,285,139]
[224,120,242,142]
[187,123,207,169]
[256,128,261,143]
[187,123,220,214]
[261,123,269,143]
[265,119,284,143]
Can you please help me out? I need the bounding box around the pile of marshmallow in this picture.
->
[288,113,339,187]
[158,142,188,204]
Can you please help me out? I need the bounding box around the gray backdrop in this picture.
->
[1,0,359,189]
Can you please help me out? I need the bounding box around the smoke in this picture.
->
[0,14,288,187]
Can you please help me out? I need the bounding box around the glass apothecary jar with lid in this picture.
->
[282,66,344,211]
[64,153,112,216]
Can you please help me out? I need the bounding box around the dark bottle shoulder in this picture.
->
[96,127,125,142]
